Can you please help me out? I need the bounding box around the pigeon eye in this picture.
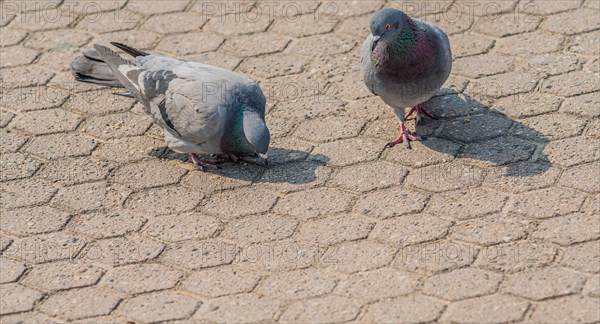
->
[385,23,391,30]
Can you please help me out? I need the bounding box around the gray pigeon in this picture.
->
[361,8,452,148]
[71,42,270,169]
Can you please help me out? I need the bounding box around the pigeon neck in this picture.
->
[372,19,437,79]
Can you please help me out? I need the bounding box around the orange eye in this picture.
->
[385,23,391,30]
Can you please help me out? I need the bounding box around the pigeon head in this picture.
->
[243,112,270,157]
[369,8,408,50]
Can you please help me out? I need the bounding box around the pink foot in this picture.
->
[405,104,435,124]
[386,123,422,149]
[189,153,219,171]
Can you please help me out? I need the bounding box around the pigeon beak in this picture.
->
[258,153,269,166]
[371,35,381,51]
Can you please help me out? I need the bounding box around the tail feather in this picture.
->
[71,49,123,88]
[110,42,150,58]
[93,44,145,101]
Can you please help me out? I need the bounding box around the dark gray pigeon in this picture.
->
[361,8,452,148]
[71,42,270,170]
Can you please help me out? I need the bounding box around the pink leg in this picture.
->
[189,153,218,171]
[405,104,435,124]
[386,122,422,149]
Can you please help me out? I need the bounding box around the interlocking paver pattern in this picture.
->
[1,1,599,322]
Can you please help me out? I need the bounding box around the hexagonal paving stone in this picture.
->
[5,232,86,264]
[561,241,600,273]
[0,152,41,181]
[156,32,224,56]
[274,187,352,219]
[423,267,503,301]
[39,287,123,320]
[503,267,587,300]
[2,86,70,112]
[239,53,308,79]
[162,239,237,270]
[335,267,418,300]
[511,187,586,219]
[145,212,220,242]
[51,181,130,213]
[182,266,260,298]
[438,114,514,143]
[26,133,98,160]
[449,32,494,58]
[109,159,186,190]
[427,188,508,220]
[120,291,199,323]
[469,72,539,98]
[271,13,338,37]
[287,33,357,57]
[99,263,183,294]
[221,32,290,57]
[38,157,112,185]
[441,294,529,323]
[559,161,600,193]
[1,66,54,89]
[543,136,600,167]
[0,206,71,237]
[543,70,600,97]
[532,295,600,323]
[394,240,477,273]
[0,178,57,209]
[83,234,165,266]
[310,137,386,166]
[474,12,541,37]
[362,294,446,323]
[533,213,599,245]
[279,295,361,323]
[462,136,537,166]
[0,46,39,68]
[296,213,373,245]
[405,162,484,192]
[0,283,43,315]
[69,210,146,239]
[258,161,332,194]
[0,259,26,284]
[271,96,346,119]
[203,187,279,219]
[496,31,564,56]
[63,90,134,115]
[371,214,452,245]
[513,113,587,141]
[493,93,562,119]
[237,239,317,272]
[256,268,337,300]
[181,162,262,194]
[195,293,280,323]
[322,240,397,274]
[219,214,297,244]
[520,52,583,77]
[292,116,364,143]
[483,162,561,193]
[453,53,514,78]
[330,161,408,192]
[353,187,428,219]
[543,8,600,35]
[125,185,202,216]
[21,261,104,292]
[450,215,532,246]
[83,112,152,140]
[10,109,83,135]
[92,136,163,163]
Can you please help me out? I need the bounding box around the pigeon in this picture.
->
[360,8,452,148]
[71,42,270,170]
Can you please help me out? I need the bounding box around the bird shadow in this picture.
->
[413,90,551,177]
[150,146,330,185]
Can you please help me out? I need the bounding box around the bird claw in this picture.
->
[385,123,421,149]
[405,104,435,124]
[189,153,219,172]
